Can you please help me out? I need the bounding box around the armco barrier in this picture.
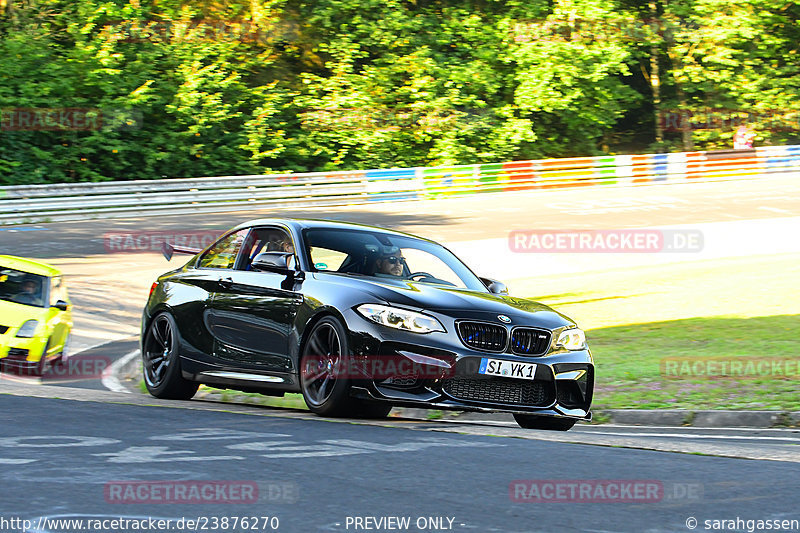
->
[1,145,799,224]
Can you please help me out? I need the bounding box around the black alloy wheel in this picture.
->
[300,316,391,418]
[142,312,198,400]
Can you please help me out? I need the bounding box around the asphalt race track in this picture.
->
[2,174,800,532]
[2,387,800,533]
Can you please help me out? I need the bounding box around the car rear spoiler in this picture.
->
[162,242,201,261]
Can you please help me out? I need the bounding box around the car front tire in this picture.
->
[142,312,198,400]
[300,316,355,416]
[54,333,71,367]
[31,338,51,377]
[300,316,391,418]
[513,413,577,431]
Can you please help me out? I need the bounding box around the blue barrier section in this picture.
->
[365,168,419,201]
[652,154,669,181]
[652,164,669,181]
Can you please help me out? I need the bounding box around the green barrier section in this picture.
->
[422,165,478,199]
[593,157,618,185]
[477,163,506,193]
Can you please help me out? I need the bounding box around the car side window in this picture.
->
[198,229,249,269]
[309,247,348,272]
[238,227,296,271]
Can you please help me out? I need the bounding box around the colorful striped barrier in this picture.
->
[1,145,799,224]
[364,168,419,201]
[400,144,799,195]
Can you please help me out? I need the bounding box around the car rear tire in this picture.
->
[513,414,577,431]
[300,316,364,417]
[142,312,198,400]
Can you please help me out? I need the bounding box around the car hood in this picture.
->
[313,273,575,330]
[0,299,49,329]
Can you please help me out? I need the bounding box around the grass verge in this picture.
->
[518,253,800,411]
[587,314,800,410]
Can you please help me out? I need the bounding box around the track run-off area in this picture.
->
[1,173,800,532]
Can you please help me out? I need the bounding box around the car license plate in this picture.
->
[478,358,537,380]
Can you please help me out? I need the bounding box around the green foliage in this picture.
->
[663,0,800,148]
[0,0,798,184]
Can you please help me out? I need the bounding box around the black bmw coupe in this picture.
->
[141,219,593,430]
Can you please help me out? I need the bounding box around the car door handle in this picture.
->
[218,277,233,289]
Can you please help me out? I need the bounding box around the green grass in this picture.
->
[587,315,800,410]
[513,252,800,411]
[199,387,309,410]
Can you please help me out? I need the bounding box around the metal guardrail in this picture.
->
[1,145,799,224]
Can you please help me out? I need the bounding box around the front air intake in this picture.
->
[510,328,551,356]
[456,321,507,352]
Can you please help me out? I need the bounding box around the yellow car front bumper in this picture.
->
[0,333,48,372]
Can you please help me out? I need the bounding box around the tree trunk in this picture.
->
[649,2,663,146]
[662,5,694,151]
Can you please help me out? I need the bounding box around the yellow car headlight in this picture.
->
[16,320,39,338]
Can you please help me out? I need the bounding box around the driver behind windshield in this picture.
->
[13,278,44,306]
[374,249,405,277]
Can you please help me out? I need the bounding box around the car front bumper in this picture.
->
[343,310,594,420]
[0,334,48,370]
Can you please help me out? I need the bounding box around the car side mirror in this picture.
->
[480,277,508,295]
[251,252,297,275]
[54,300,69,311]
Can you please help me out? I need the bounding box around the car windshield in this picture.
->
[0,267,47,308]
[303,228,487,291]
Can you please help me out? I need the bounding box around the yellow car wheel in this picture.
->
[54,333,71,367]
[32,338,51,377]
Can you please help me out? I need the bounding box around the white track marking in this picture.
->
[576,431,800,442]
[101,349,139,393]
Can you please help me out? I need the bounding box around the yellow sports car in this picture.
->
[0,255,72,376]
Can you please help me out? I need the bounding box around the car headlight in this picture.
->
[16,320,39,338]
[556,327,586,350]
[356,304,444,334]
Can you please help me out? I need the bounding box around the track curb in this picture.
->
[385,408,800,429]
